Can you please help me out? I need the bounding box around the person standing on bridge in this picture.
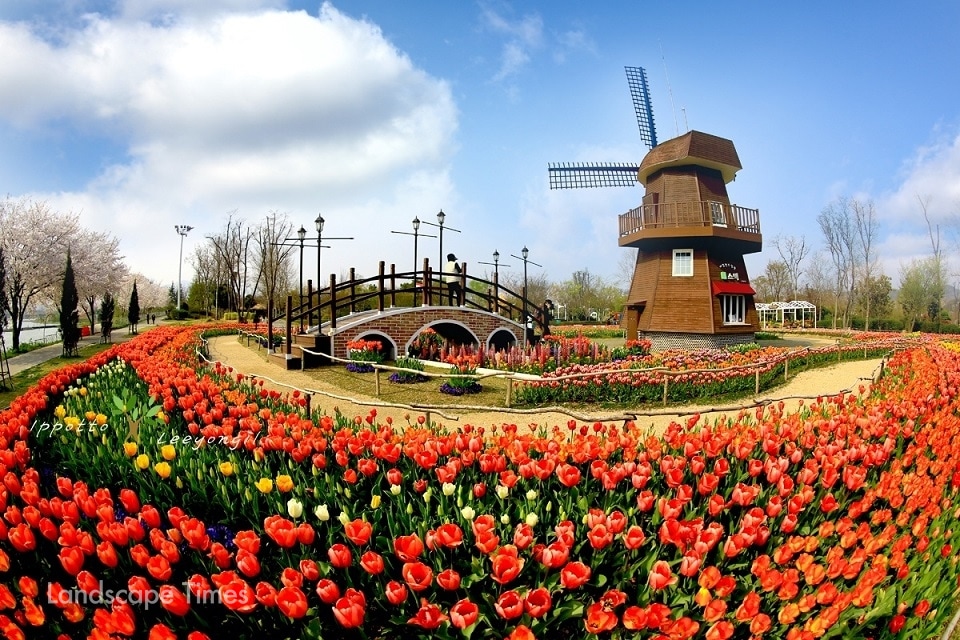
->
[445,253,462,306]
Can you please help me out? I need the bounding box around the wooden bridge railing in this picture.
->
[268,258,549,352]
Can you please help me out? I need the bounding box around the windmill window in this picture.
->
[672,249,693,277]
[709,201,727,227]
[720,294,746,324]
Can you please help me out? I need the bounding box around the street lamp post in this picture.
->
[510,246,542,350]
[174,225,194,311]
[419,210,461,305]
[312,214,352,327]
[297,226,306,331]
[391,217,435,307]
[478,249,511,314]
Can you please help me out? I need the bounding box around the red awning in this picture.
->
[711,281,756,296]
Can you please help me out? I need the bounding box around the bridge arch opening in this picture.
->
[409,321,479,354]
[488,328,518,351]
[353,331,398,360]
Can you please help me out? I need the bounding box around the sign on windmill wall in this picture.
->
[719,263,741,281]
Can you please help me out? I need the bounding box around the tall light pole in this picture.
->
[391,217,435,307]
[311,214,351,326]
[419,210,461,304]
[297,226,306,331]
[174,225,193,311]
[478,249,511,314]
[511,246,541,350]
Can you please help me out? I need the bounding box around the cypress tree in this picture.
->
[100,292,115,342]
[60,249,81,356]
[128,281,140,334]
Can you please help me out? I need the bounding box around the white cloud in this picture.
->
[479,5,543,82]
[0,2,459,287]
[881,129,960,225]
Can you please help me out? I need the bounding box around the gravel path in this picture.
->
[206,335,887,433]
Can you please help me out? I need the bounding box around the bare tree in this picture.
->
[851,199,879,330]
[919,195,946,332]
[756,260,790,302]
[818,198,859,328]
[773,235,809,300]
[253,212,295,317]
[804,250,834,324]
[209,213,256,320]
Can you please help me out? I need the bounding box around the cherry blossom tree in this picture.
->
[71,228,127,334]
[0,198,80,350]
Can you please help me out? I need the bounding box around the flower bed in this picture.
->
[2,327,960,639]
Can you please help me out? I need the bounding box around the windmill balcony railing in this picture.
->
[618,201,761,237]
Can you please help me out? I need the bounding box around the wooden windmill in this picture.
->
[549,66,762,350]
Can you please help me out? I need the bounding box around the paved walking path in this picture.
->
[3,326,150,376]
[206,335,887,433]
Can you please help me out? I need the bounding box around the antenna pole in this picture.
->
[660,41,680,137]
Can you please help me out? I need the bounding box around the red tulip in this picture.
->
[360,551,385,575]
[344,519,373,546]
[648,560,677,590]
[255,581,278,607]
[524,587,552,618]
[495,590,524,619]
[235,549,261,578]
[560,561,591,589]
[315,579,340,604]
[146,555,172,582]
[159,585,190,616]
[584,602,617,633]
[450,598,479,629]
[328,543,352,569]
[276,586,308,619]
[332,588,366,628]
[394,534,424,561]
[263,516,298,548]
[384,580,408,605]
[407,599,448,629]
[435,523,464,548]
[58,546,85,576]
[401,561,433,592]
[436,568,461,591]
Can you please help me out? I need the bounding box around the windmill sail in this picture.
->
[548,66,657,190]
[548,162,640,189]
[625,66,658,148]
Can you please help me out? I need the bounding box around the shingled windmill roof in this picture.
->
[637,130,742,185]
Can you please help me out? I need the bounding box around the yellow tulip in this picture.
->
[154,462,172,479]
[161,445,177,461]
[96,414,108,426]
[275,474,294,493]
[124,442,139,457]
[79,387,88,397]
[255,478,273,494]
[54,405,66,419]
[85,411,97,422]
[219,462,234,476]
[64,416,80,432]
[135,454,150,470]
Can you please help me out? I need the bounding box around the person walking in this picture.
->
[445,253,462,306]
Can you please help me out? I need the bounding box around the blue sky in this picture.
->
[2,1,959,293]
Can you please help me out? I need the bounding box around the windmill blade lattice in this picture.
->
[548,162,640,189]
[625,66,658,149]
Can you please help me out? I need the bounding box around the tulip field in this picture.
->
[3,325,960,639]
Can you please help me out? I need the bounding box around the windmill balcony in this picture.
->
[618,201,762,252]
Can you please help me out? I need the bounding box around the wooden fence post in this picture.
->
[505,378,513,407]
[285,296,293,355]
[305,394,311,419]
[784,358,789,380]
[662,375,669,406]
[755,369,760,394]
[329,274,338,330]
[375,369,381,397]
[378,261,385,312]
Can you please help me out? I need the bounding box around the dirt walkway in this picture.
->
[206,335,886,433]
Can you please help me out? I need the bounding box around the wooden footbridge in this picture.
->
[266,259,548,369]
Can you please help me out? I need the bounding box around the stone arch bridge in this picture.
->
[265,259,548,369]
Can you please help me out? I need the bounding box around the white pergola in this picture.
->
[756,300,817,329]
